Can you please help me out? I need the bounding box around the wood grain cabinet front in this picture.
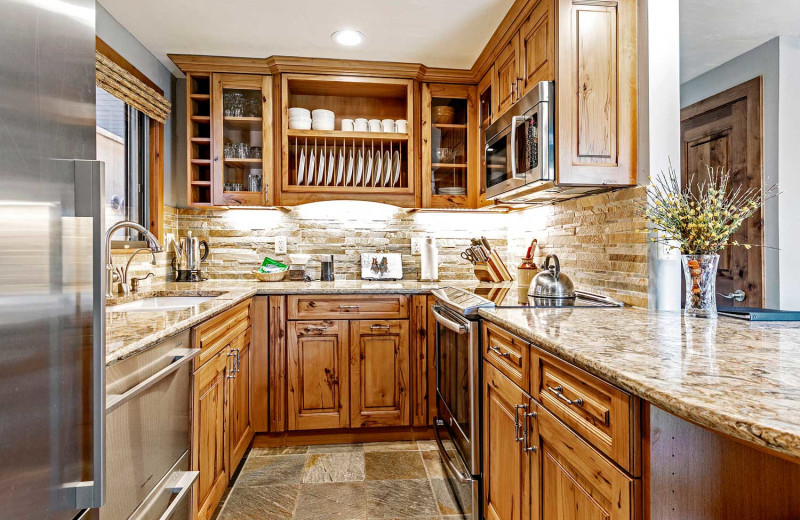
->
[349,320,410,427]
[192,346,231,520]
[483,362,534,520]
[288,294,409,320]
[227,327,254,472]
[287,320,350,430]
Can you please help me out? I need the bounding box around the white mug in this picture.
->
[354,118,368,132]
[381,119,395,133]
[368,119,382,132]
[341,119,354,131]
[395,119,408,133]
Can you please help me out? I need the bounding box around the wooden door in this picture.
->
[192,347,230,520]
[349,320,410,427]
[228,328,253,472]
[483,362,532,520]
[287,320,349,430]
[478,67,495,208]
[519,0,555,96]
[495,35,520,116]
[680,78,764,307]
[537,407,635,520]
[555,0,637,186]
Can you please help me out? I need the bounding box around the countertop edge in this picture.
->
[477,308,800,462]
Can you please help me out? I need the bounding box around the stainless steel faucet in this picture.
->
[105,221,163,298]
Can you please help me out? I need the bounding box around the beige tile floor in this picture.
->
[213,440,468,520]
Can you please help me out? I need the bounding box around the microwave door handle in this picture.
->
[509,115,525,180]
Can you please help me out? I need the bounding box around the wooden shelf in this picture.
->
[224,116,263,130]
[432,163,468,168]
[190,93,211,100]
[191,180,212,186]
[287,129,409,141]
[224,158,263,168]
[433,123,468,129]
[191,159,211,165]
[191,137,211,144]
[191,115,211,123]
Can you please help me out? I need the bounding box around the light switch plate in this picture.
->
[275,236,287,254]
[411,237,421,255]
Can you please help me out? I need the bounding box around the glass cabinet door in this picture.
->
[212,73,270,206]
[422,84,477,208]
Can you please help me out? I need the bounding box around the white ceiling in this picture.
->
[680,0,800,82]
[99,0,515,76]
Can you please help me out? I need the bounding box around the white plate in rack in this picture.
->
[374,152,382,188]
[327,150,335,186]
[355,150,363,186]
[346,149,354,186]
[316,150,325,186]
[364,151,373,187]
[297,147,306,185]
[307,149,315,186]
[383,150,392,187]
[392,150,400,187]
[336,149,344,186]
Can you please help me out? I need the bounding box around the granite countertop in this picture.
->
[478,306,800,461]
[105,279,475,366]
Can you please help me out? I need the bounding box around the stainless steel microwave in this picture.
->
[485,81,554,200]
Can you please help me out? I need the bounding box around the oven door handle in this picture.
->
[433,418,474,484]
[431,306,468,334]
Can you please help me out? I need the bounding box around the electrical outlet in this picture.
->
[275,236,287,254]
[411,237,422,255]
[165,232,175,247]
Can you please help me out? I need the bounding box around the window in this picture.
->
[96,86,150,241]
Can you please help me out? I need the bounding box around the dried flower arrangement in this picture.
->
[642,164,773,254]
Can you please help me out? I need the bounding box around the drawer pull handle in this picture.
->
[548,385,583,407]
[370,324,391,330]
[339,305,360,310]
[489,345,511,358]
[514,404,527,442]
[524,410,538,453]
[304,325,329,332]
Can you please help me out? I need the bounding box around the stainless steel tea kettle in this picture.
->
[528,254,576,299]
[172,231,209,271]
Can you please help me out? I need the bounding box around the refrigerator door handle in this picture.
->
[62,159,106,509]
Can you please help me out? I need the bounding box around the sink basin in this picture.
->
[108,296,216,312]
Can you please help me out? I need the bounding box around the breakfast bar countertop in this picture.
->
[478,305,800,462]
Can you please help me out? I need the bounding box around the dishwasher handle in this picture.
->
[128,470,199,520]
[106,348,200,413]
[431,305,468,334]
[433,418,474,484]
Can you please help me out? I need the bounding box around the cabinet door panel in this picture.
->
[350,320,410,427]
[483,362,531,520]
[495,35,520,116]
[228,328,253,472]
[288,320,349,430]
[538,407,635,520]
[192,349,229,520]
[520,0,554,95]
[556,0,637,186]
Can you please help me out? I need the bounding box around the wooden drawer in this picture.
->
[532,348,639,474]
[193,299,252,368]
[287,294,409,320]
[483,321,530,390]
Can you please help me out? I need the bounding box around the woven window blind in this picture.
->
[95,51,171,123]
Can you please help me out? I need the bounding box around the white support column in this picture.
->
[638,0,682,310]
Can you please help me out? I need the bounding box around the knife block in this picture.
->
[474,262,501,282]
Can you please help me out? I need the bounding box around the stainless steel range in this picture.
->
[430,285,623,519]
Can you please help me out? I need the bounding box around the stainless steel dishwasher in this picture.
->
[101,330,200,520]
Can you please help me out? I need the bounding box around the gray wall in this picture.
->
[680,37,782,309]
[96,2,180,206]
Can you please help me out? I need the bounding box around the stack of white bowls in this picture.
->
[288,108,311,130]
[311,109,335,131]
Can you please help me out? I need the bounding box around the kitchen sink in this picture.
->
[107,295,216,312]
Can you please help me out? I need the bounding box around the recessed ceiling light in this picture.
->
[331,30,364,46]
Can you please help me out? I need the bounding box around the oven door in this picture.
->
[433,304,480,474]
[485,91,552,200]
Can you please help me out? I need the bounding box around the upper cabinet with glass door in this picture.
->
[211,73,273,206]
[421,83,478,208]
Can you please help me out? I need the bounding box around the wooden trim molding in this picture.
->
[97,37,163,95]
[148,119,164,241]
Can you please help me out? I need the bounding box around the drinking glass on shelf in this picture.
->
[231,183,243,191]
[244,97,259,117]
[248,172,262,192]
[250,146,262,159]
[237,142,249,158]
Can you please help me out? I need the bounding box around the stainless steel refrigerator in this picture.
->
[0,0,106,518]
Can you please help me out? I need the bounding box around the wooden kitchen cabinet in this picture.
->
[537,406,636,520]
[519,0,554,96]
[228,328,254,472]
[421,83,479,208]
[555,0,637,186]
[349,320,410,427]
[192,346,231,520]
[495,36,520,116]
[483,362,534,520]
[287,320,350,430]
